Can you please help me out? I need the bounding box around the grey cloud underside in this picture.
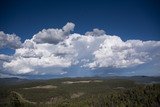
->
[33,22,75,44]
[0,31,22,49]
[0,22,160,76]
[0,54,13,75]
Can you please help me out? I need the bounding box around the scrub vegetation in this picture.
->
[0,76,160,107]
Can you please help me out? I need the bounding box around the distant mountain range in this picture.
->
[0,77,30,86]
[0,76,160,86]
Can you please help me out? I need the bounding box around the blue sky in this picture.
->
[0,0,160,78]
[0,0,160,41]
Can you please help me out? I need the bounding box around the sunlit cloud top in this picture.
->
[0,22,160,78]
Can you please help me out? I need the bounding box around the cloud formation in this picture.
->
[33,22,75,44]
[85,28,106,36]
[0,31,22,49]
[1,22,160,76]
[0,54,12,74]
[87,38,160,68]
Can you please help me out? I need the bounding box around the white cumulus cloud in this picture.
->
[85,28,106,36]
[33,22,75,44]
[0,31,22,49]
[0,54,13,73]
[86,36,159,68]
[1,22,160,76]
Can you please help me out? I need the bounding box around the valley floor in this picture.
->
[0,77,160,107]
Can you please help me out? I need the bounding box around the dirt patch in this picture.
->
[23,85,57,89]
[62,81,90,84]
[114,87,126,90]
[71,92,84,99]
[62,80,102,84]
[93,80,103,82]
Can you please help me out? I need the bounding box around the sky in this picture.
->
[0,0,160,79]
